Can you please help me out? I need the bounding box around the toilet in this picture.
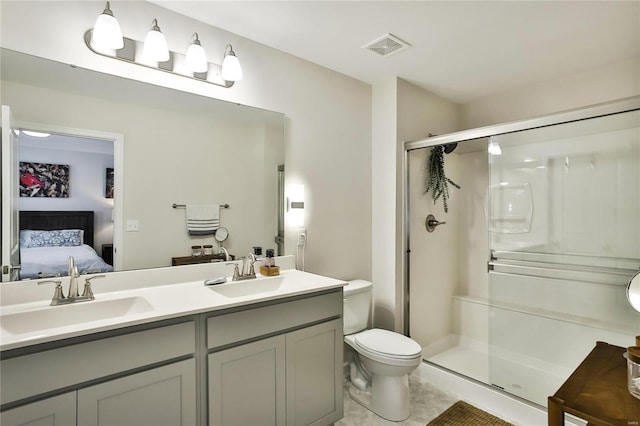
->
[343,280,422,421]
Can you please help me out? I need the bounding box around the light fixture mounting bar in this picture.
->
[84,29,233,88]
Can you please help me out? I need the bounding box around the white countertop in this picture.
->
[0,268,345,352]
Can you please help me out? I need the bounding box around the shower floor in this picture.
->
[422,334,570,406]
[423,335,489,383]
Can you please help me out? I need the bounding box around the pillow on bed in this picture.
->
[20,229,83,248]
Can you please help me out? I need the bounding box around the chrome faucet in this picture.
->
[219,246,230,261]
[68,265,80,298]
[244,253,260,277]
[245,253,255,274]
[227,256,257,282]
[67,256,75,279]
[38,273,106,306]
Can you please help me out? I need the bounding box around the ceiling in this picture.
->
[152,1,640,104]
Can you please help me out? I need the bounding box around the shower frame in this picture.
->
[401,95,640,338]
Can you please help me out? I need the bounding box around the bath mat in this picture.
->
[426,400,514,426]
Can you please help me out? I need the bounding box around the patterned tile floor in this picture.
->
[336,375,458,426]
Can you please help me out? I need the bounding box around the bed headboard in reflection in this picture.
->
[19,211,95,248]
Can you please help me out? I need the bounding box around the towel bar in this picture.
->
[172,203,229,209]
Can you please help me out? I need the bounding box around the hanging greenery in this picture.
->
[424,145,460,213]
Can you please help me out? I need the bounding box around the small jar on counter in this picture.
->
[191,245,203,257]
[626,346,640,400]
[203,245,214,256]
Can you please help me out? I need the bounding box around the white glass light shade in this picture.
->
[92,3,123,50]
[221,47,243,81]
[185,35,208,73]
[144,20,170,62]
[21,130,51,138]
[488,141,502,156]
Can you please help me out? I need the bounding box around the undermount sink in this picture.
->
[208,276,285,298]
[1,296,154,335]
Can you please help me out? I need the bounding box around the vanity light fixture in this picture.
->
[85,4,242,88]
[287,184,305,210]
[287,184,305,227]
[143,19,170,62]
[185,33,208,73]
[221,45,243,81]
[92,2,124,50]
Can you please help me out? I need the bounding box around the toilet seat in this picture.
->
[348,329,422,366]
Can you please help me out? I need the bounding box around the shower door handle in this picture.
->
[425,214,446,233]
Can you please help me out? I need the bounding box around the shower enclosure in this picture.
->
[403,97,640,407]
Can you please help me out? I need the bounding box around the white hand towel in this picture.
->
[186,204,219,235]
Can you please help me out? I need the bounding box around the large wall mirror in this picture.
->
[1,48,285,282]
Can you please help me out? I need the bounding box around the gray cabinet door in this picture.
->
[286,319,343,426]
[0,392,76,426]
[208,335,286,426]
[77,359,196,426]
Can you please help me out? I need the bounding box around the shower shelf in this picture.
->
[487,183,533,234]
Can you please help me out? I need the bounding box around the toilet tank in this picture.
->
[343,280,372,335]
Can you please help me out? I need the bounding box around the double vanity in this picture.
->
[0,256,345,426]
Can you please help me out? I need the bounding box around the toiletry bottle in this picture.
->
[265,249,275,267]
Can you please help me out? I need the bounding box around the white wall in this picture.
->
[407,146,461,346]
[372,78,460,331]
[0,1,372,280]
[461,57,640,129]
[371,78,398,330]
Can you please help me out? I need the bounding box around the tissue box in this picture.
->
[260,265,280,276]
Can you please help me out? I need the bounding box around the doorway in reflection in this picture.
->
[16,130,118,280]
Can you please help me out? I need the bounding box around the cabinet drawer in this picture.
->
[1,321,195,405]
[207,290,342,349]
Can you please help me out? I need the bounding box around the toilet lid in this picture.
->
[354,329,422,358]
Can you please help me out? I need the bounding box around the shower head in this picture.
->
[443,142,458,154]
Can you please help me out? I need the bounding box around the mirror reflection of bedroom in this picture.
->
[17,131,115,280]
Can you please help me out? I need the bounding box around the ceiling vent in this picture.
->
[362,33,410,57]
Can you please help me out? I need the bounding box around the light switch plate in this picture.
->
[126,219,139,232]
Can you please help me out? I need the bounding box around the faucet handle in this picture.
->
[82,275,106,299]
[226,262,240,281]
[37,279,62,286]
[38,280,65,303]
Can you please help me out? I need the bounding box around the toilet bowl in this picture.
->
[343,280,422,421]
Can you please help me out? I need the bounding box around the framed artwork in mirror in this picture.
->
[19,162,69,198]
[105,168,114,198]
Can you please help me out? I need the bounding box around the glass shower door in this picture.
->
[487,109,640,405]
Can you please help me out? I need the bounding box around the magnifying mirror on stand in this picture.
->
[627,271,640,312]
[214,227,230,260]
